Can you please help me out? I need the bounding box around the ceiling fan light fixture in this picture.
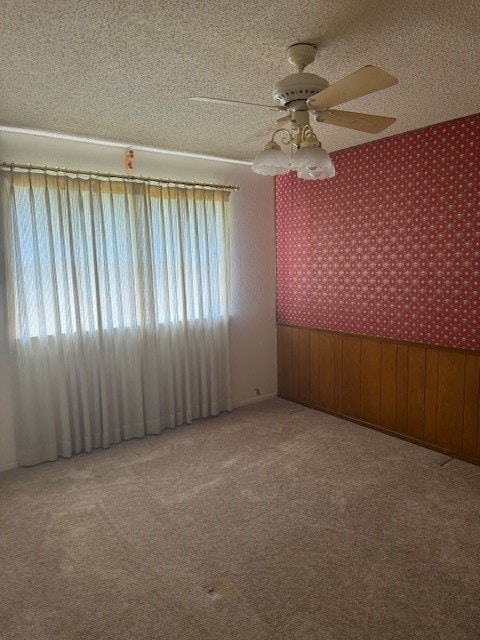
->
[252,125,335,180]
[190,45,398,174]
[252,139,290,176]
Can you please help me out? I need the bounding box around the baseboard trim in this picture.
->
[0,461,18,473]
[233,392,277,409]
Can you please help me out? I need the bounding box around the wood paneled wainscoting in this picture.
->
[277,325,480,464]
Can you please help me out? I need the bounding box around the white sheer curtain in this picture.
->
[1,168,231,465]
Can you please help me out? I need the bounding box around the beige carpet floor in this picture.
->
[1,398,479,639]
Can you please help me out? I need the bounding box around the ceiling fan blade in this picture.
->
[189,96,284,111]
[307,65,398,109]
[242,115,292,143]
[316,109,396,133]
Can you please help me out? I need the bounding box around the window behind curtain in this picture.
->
[4,171,230,341]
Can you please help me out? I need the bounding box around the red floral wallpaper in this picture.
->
[276,113,480,350]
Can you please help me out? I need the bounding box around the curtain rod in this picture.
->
[0,162,239,192]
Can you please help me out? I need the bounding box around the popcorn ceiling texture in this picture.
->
[276,113,480,350]
[0,0,479,160]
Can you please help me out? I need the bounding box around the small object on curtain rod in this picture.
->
[0,162,238,192]
[125,148,134,173]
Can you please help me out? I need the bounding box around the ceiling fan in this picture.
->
[189,43,398,180]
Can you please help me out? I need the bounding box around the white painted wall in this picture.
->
[0,130,277,471]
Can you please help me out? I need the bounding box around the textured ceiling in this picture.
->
[0,0,479,160]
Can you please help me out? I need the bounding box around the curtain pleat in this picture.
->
[1,169,232,465]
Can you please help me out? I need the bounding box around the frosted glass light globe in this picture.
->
[291,145,333,173]
[297,163,336,180]
[252,147,290,176]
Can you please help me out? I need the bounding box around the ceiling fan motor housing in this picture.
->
[273,73,329,107]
